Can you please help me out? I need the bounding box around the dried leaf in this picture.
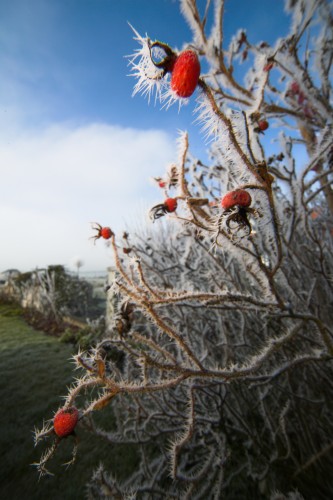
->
[96,359,106,379]
[93,394,115,411]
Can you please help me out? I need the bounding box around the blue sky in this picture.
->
[0,0,290,272]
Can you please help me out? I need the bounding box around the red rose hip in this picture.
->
[221,190,252,211]
[258,120,269,132]
[164,198,178,213]
[171,50,200,98]
[53,406,79,438]
[100,227,112,240]
[150,197,178,220]
[91,223,114,243]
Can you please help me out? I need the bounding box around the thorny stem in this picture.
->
[199,79,264,185]
[115,277,205,371]
[150,291,279,310]
[198,81,284,287]
[132,332,178,364]
[216,50,253,100]
[142,300,205,371]
[136,259,163,300]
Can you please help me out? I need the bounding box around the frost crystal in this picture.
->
[127,25,168,104]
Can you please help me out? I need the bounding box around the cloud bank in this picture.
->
[0,122,175,271]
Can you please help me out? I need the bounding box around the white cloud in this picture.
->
[0,122,175,272]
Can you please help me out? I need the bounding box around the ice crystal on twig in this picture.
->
[127,25,168,104]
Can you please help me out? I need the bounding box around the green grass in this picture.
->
[0,304,137,500]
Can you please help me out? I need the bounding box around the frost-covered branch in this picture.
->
[35,1,333,497]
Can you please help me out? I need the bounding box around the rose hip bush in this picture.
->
[34,1,333,498]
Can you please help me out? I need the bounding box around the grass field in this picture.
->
[0,304,136,500]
